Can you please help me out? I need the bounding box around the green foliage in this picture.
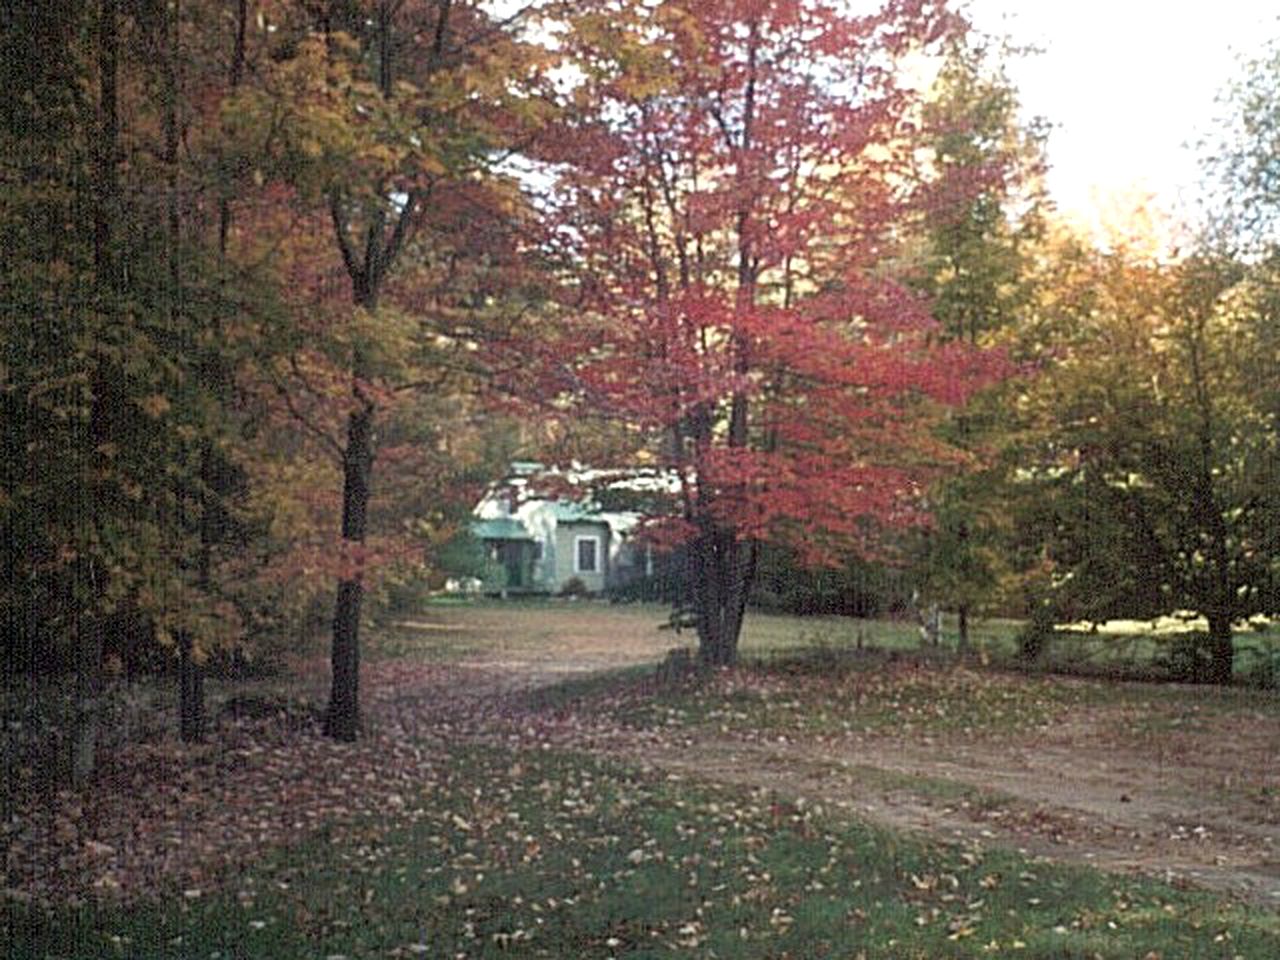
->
[1003,250,1280,680]
[1,6,251,674]
[906,32,1049,629]
[751,544,909,618]
[1016,606,1056,663]
[914,32,1048,345]
[1154,632,1219,683]
[1237,638,1280,690]
[433,529,494,585]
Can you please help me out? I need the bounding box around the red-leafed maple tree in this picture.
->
[516,0,1001,665]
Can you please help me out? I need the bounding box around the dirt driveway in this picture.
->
[403,606,1280,907]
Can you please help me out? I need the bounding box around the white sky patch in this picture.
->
[961,0,1278,229]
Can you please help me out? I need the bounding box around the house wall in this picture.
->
[553,522,610,593]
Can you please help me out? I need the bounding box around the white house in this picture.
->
[471,463,656,594]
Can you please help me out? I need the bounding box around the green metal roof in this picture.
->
[549,501,604,522]
[473,518,534,541]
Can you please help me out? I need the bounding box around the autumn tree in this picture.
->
[229,0,551,739]
[0,0,283,771]
[1007,243,1280,682]
[516,0,996,665]
[906,30,1048,648]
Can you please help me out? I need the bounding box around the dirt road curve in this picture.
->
[428,617,1280,908]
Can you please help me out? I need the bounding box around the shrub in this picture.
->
[1018,605,1056,662]
[559,576,590,598]
[1239,641,1280,689]
[1154,632,1216,683]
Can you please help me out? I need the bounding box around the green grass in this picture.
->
[376,597,1280,691]
[378,599,977,662]
[580,653,1098,740]
[7,744,1278,959]
[10,603,1277,956]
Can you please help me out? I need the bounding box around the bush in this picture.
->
[559,576,590,598]
[749,544,908,617]
[607,547,688,604]
[1238,641,1280,689]
[1154,632,1216,683]
[370,565,435,622]
[1018,606,1056,662]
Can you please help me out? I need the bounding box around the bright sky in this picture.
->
[962,1,1278,232]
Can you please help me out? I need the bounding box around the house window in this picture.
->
[533,541,544,561]
[575,535,599,574]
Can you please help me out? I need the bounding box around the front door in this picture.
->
[499,540,528,589]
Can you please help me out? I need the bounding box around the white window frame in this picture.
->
[574,534,601,574]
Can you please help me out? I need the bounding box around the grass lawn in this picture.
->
[384,598,1280,684]
[8,744,1279,959]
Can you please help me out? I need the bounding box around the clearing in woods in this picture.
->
[395,602,1280,905]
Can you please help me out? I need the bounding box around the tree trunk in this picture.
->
[178,630,204,741]
[325,396,374,741]
[689,18,760,671]
[321,0,425,739]
[69,614,104,788]
[92,0,117,284]
[1205,612,1234,686]
[691,527,754,667]
[162,0,206,744]
[70,0,120,788]
[216,0,246,255]
[957,603,970,653]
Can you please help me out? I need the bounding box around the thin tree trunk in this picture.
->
[179,0,251,743]
[71,0,120,788]
[217,0,247,254]
[691,19,761,669]
[321,0,434,739]
[92,0,117,285]
[691,526,721,665]
[1187,315,1234,686]
[69,619,103,787]
[161,0,206,743]
[178,631,204,740]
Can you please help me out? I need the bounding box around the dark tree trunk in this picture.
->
[1205,612,1234,686]
[691,526,755,667]
[163,0,207,743]
[690,22,761,670]
[92,0,117,283]
[320,1,431,740]
[217,0,247,255]
[955,513,971,652]
[70,0,120,788]
[325,397,374,741]
[1185,302,1235,686]
[69,613,104,788]
[178,630,204,741]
